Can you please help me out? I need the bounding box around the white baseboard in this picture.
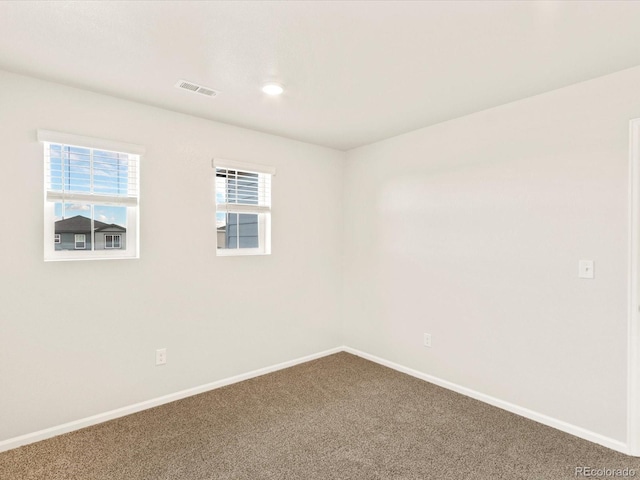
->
[343,346,630,456]
[0,346,343,453]
[1,345,631,457]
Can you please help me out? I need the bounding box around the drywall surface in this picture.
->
[0,70,344,442]
[343,66,640,442]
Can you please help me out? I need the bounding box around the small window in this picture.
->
[74,234,86,249]
[214,159,274,256]
[39,130,143,261]
[105,234,122,249]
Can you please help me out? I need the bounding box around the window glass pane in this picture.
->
[94,205,126,250]
[235,172,259,205]
[54,202,92,251]
[216,170,259,205]
[218,213,259,250]
[215,177,227,204]
[53,203,126,252]
[64,146,91,193]
[93,150,130,196]
[238,214,259,248]
[48,146,132,197]
[216,212,227,249]
[226,213,238,249]
[48,144,63,191]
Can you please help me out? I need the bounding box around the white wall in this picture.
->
[4,62,640,448]
[343,66,640,442]
[0,70,345,442]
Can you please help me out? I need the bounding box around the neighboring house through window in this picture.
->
[214,159,275,256]
[39,130,143,261]
[54,216,127,251]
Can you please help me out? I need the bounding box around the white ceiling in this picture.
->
[2,1,640,151]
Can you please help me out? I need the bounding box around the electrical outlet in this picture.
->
[578,260,595,279]
[156,348,167,366]
[423,333,432,348]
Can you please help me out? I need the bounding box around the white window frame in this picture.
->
[54,234,60,244]
[105,234,122,249]
[74,234,86,250]
[214,158,275,256]
[39,130,143,261]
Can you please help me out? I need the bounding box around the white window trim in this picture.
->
[213,158,276,176]
[214,159,273,256]
[37,130,145,156]
[40,130,142,262]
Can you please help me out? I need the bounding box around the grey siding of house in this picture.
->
[55,232,91,251]
[225,213,259,249]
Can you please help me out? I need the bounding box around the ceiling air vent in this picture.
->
[175,80,219,97]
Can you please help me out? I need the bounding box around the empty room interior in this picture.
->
[4,1,640,478]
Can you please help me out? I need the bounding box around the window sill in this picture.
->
[216,248,270,257]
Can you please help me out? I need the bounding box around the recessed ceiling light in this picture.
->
[262,83,284,96]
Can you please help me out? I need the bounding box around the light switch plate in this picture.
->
[579,260,595,279]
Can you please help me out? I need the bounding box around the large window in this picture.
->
[214,159,274,256]
[39,130,143,261]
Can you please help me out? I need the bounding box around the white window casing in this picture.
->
[40,130,143,261]
[37,130,145,156]
[214,158,274,256]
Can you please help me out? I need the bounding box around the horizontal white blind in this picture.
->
[44,142,139,205]
[215,167,271,213]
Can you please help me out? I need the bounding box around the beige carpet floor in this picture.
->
[1,352,639,480]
